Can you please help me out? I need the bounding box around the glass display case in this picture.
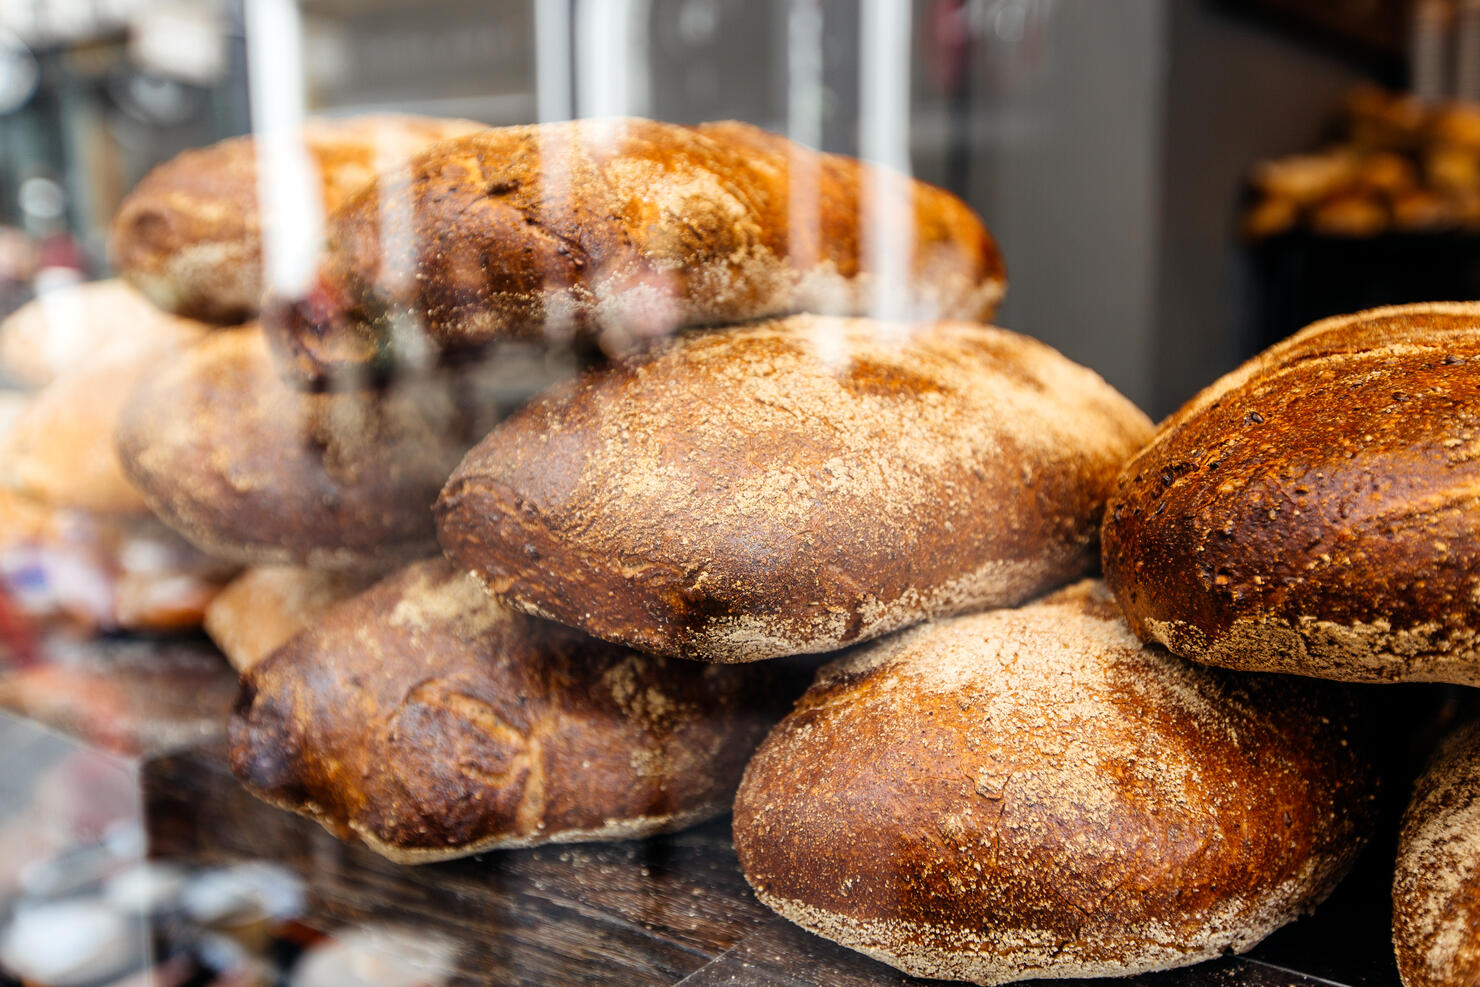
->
[0,2,1477,985]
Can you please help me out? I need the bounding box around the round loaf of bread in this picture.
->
[203,565,377,672]
[229,557,783,862]
[733,580,1377,985]
[1393,719,1480,987]
[115,326,474,569]
[1102,302,1480,685]
[273,117,1006,379]
[436,315,1151,662]
[3,319,207,516]
[0,279,206,388]
[110,115,484,323]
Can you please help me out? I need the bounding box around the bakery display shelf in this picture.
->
[141,738,1405,987]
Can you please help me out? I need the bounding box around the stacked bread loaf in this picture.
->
[39,113,1437,987]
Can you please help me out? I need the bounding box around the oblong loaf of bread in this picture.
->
[110,115,485,323]
[436,316,1152,662]
[1393,719,1480,987]
[733,580,1377,985]
[229,558,782,862]
[1102,301,1480,685]
[272,118,1006,378]
[115,326,475,569]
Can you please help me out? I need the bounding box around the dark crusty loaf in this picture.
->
[436,315,1151,663]
[272,117,1006,378]
[733,579,1377,985]
[229,557,782,862]
[110,115,484,323]
[1103,302,1480,685]
[203,565,377,672]
[1394,719,1480,987]
[115,326,477,569]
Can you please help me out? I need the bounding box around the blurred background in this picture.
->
[3,0,1477,419]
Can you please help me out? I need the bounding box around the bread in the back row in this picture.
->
[734,580,1377,985]
[273,117,1006,378]
[2,311,206,515]
[0,279,206,388]
[204,565,377,672]
[1393,718,1480,987]
[115,326,480,569]
[229,558,784,862]
[110,115,486,323]
[1102,302,1480,686]
[437,315,1151,662]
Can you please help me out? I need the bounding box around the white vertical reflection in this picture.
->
[859,0,913,329]
[243,0,322,301]
[536,0,574,123]
[788,0,844,367]
[575,0,650,120]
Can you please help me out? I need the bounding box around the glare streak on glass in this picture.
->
[536,0,574,124]
[859,0,913,328]
[575,0,651,120]
[537,0,575,341]
[243,0,321,301]
[788,0,843,367]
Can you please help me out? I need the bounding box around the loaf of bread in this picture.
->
[1102,302,1480,685]
[733,580,1377,985]
[1393,719,1480,987]
[115,326,477,569]
[436,315,1151,662]
[229,557,782,862]
[272,118,1006,378]
[0,279,206,388]
[110,116,485,323]
[3,319,206,516]
[203,565,377,672]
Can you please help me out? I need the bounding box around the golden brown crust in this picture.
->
[1102,302,1480,685]
[228,557,782,861]
[1394,719,1480,987]
[2,317,207,516]
[203,565,378,673]
[0,279,208,387]
[436,315,1150,662]
[733,580,1377,985]
[110,116,485,323]
[115,326,478,569]
[272,118,1006,378]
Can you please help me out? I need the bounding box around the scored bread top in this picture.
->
[1103,301,1480,685]
[273,117,1006,377]
[733,579,1377,985]
[229,557,782,862]
[110,115,485,323]
[436,315,1152,662]
[1394,719,1480,987]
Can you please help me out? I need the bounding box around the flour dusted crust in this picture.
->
[436,315,1150,662]
[115,326,476,569]
[203,565,378,672]
[1394,719,1480,987]
[732,580,1377,985]
[272,117,1006,378]
[1102,302,1480,685]
[229,558,782,861]
[110,116,485,323]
